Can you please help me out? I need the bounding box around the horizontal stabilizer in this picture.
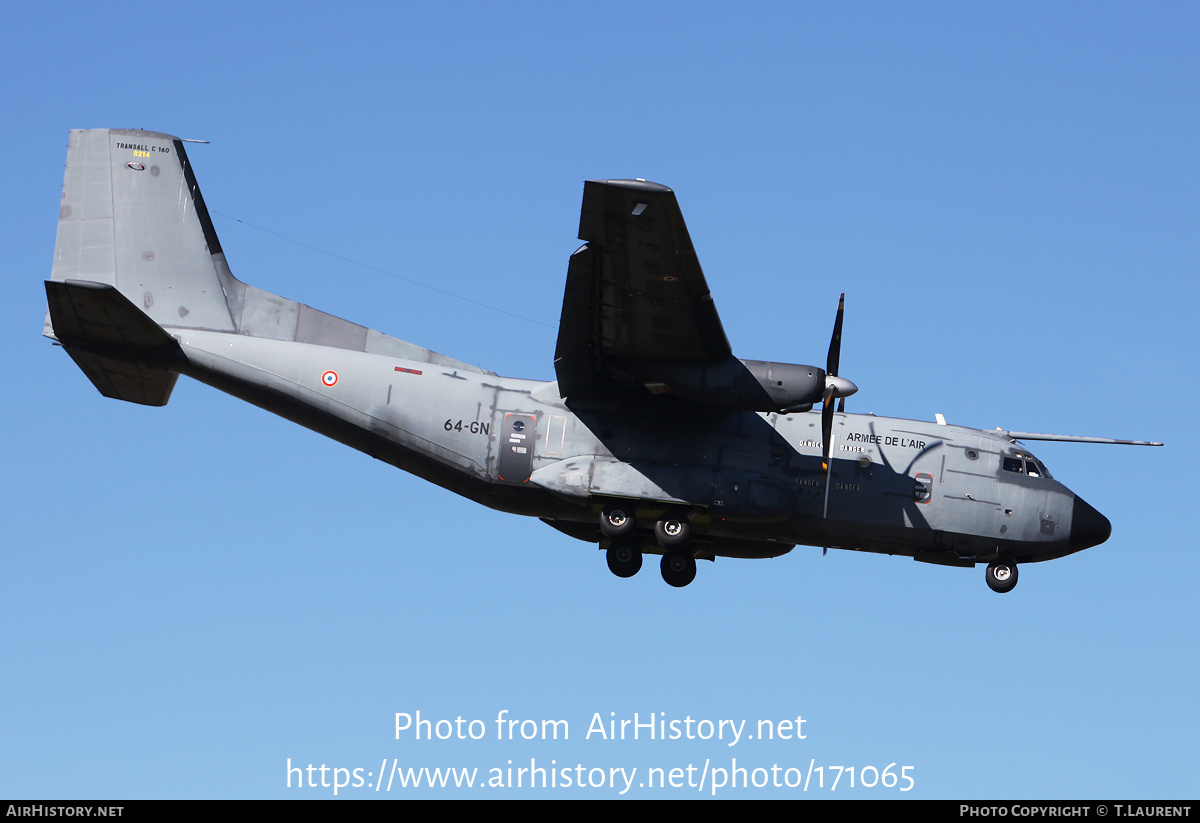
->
[59,347,179,407]
[45,279,182,406]
[47,280,177,350]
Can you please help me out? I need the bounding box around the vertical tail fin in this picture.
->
[45,129,243,405]
[45,129,241,340]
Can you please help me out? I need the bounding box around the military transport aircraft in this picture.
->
[43,129,1161,592]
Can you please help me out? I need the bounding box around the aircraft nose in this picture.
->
[1069,495,1111,551]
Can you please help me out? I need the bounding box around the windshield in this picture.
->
[1001,451,1052,480]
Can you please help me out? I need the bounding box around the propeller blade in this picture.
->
[823,293,857,403]
[821,294,850,520]
[821,385,835,467]
[827,293,845,377]
[822,384,836,518]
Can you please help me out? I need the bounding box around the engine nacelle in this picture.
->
[632,356,826,412]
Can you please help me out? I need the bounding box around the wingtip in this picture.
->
[585,179,673,194]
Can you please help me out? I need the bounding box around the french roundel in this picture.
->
[321,370,338,387]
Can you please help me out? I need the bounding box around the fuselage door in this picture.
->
[498,413,538,482]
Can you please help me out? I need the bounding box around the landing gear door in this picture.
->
[498,413,537,482]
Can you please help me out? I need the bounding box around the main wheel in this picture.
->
[606,541,643,579]
[986,560,1019,594]
[654,515,691,547]
[599,504,635,537]
[660,551,697,588]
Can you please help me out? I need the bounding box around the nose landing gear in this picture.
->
[985,560,1018,593]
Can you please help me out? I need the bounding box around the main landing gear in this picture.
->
[660,551,697,588]
[605,540,642,578]
[985,560,1019,593]
[600,505,698,587]
[600,503,634,538]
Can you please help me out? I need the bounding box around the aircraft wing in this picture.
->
[553,180,732,400]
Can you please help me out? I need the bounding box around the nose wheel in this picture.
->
[985,560,1018,593]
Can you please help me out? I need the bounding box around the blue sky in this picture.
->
[3,1,1196,798]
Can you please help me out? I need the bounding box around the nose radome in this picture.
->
[1069,496,1112,551]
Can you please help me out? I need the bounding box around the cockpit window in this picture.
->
[1002,452,1052,479]
[1028,456,1051,479]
